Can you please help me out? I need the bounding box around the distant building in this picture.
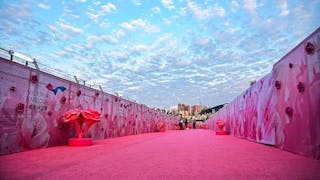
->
[191,105,202,116]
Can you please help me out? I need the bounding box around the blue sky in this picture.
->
[0,0,319,109]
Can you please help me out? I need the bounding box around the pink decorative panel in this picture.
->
[0,57,178,155]
[206,28,320,159]
[273,29,320,159]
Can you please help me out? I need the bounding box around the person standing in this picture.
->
[179,119,183,130]
[193,119,196,129]
[184,118,188,129]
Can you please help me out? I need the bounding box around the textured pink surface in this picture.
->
[206,28,320,159]
[0,59,177,155]
[0,130,319,179]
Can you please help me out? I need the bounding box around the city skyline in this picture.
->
[0,0,319,108]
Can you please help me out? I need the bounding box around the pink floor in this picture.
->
[0,129,319,179]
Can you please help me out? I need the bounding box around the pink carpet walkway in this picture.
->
[1,129,319,179]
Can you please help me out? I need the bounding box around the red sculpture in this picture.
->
[64,109,100,146]
[156,122,165,132]
[216,120,229,135]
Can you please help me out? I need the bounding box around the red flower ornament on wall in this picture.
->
[275,81,281,90]
[305,42,315,55]
[60,96,67,104]
[30,75,38,83]
[76,90,81,97]
[16,103,25,114]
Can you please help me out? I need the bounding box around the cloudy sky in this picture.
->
[0,0,319,108]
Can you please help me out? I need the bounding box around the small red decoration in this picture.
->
[297,82,305,93]
[47,111,52,116]
[30,75,38,83]
[305,42,315,55]
[156,122,165,132]
[10,86,16,92]
[60,96,67,104]
[95,92,99,97]
[216,120,229,135]
[275,80,281,90]
[285,107,293,117]
[289,63,293,68]
[46,83,54,91]
[16,103,25,114]
[104,113,108,119]
[76,90,81,96]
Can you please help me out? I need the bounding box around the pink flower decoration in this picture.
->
[64,109,100,138]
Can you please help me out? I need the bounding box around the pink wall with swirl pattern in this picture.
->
[206,28,320,159]
[0,59,178,155]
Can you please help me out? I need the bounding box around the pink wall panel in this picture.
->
[306,34,320,158]
[273,29,320,158]
[0,58,178,155]
[0,61,31,154]
[206,28,320,159]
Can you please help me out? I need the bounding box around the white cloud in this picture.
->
[87,12,100,23]
[279,1,290,16]
[161,0,175,10]
[48,25,57,31]
[120,19,160,33]
[150,33,172,49]
[87,34,119,48]
[128,86,141,90]
[130,45,149,53]
[71,14,80,18]
[177,59,192,66]
[107,51,129,60]
[152,7,161,14]
[132,0,142,6]
[187,1,226,20]
[231,0,239,12]
[243,0,257,14]
[38,3,50,9]
[57,22,83,34]
[99,20,110,27]
[102,2,116,13]
[120,22,136,31]
[94,1,101,5]
[188,1,211,19]
[213,3,226,17]
[115,29,126,38]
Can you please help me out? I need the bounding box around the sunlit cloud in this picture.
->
[243,0,257,14]
[57,22,83,34]
[279,1,290,16]
[38,3,50,9]
[102,2,116,13]
[161,0,175,10]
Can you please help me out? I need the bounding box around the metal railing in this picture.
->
[0,47,128,100]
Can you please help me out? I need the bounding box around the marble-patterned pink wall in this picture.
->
[206,28,320,159]
[0,59,178,155]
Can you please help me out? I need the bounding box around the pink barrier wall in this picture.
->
[0,59,178,155]
[206,28,320,159]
